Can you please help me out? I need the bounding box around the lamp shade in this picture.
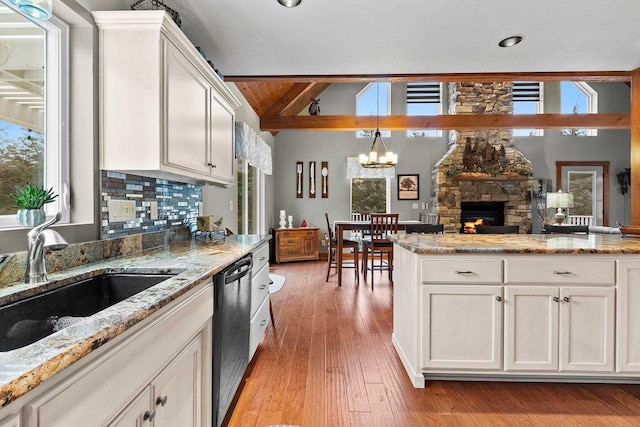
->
[546,190,574,209]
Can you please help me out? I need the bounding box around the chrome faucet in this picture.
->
[25,212,68,284]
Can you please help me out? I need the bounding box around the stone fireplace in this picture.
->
[431,82,533,233]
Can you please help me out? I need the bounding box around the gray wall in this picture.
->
[273,82,631,238]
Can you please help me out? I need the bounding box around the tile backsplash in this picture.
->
[101,171,202,239]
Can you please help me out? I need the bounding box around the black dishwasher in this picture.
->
[212,255,253,427]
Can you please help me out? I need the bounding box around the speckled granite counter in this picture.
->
[389,233,640,254]
[0,234,269,407]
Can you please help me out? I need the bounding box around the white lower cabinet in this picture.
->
[0,415,19,427]
[617,261,640,373]
[422,285,503,370]
[21,283,212,427]
[505,286,615,373]
[250,243,271,359]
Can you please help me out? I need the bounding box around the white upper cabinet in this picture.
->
[93,11,241,186]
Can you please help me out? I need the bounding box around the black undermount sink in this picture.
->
[0,273,175,352]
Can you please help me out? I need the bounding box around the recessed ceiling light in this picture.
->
[498,35,524,48]
[277,0,302,7]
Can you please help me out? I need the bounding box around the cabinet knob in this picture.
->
[563,296,571,303]
[260,319,267,326]
[495,296,502,302]
[260,256,266,261]
[143,410,156,422]
[207,162,217,168]
[259,284,266,290]
[553,296,560,302]
[156,395,168,407]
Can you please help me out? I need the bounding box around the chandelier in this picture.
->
[358,83,397,168]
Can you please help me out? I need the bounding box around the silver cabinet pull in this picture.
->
[260,319,267,326]
[553,271,572,275]
[553,297,560,302]
[143,410,156,422]
[259,284,267,290]
[260,256,266,261]
[495,296,503,302]
[455,270,473,274]
[564,296,571,303]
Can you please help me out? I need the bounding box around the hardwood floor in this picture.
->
[227,261,640,427]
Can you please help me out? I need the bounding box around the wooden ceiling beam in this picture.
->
[263,82,331,116]
[228,71,632,84]
[261,113,630,131]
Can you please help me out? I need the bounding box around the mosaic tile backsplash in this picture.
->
[101,171,202,239]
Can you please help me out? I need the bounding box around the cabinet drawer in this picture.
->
[252,243,269,272]
[251,263,270,317]
[250,296,271,360]
[420,259,503,284]
[506,259,615,285]
[278,236,302,247]
[280,247,303,258]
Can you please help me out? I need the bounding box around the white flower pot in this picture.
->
[17,209,46,227]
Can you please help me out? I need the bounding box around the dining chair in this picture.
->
[474,225,520,234]
[543,224,589,234]
[362,213,399,290]
[325,213,360,284]
[405,223,444,234]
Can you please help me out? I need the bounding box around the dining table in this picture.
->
[333,219,423,286]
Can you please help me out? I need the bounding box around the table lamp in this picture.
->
[546,189,574,224]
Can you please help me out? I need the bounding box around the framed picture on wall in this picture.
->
[398,174,419,200]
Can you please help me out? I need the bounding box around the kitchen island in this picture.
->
[0,234,269,426]
[389,233,640,388]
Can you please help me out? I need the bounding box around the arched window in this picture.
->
[356,82,390,138]
[560,82,598,136]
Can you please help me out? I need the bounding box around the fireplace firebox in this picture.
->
[460,202,505,233]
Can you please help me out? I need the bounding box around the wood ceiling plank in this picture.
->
[260,113,630,131]
[227,71,632,84]
[279,83,331,116]
[263,82,314,116]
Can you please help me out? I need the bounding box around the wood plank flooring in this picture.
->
[227,261,640,427]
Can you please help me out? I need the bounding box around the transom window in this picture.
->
[406,82,442,137]
[356,82,390,138]
[560,81,597,136]
[513,81,544,136]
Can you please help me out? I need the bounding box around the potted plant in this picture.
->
[11,184,58,227]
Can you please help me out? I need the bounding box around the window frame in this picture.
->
[512,81,544,137]
[560,81,598,137]
[406,82,443,138]
[237,159,266,235]
[356,82,390,138]
[349,177,391,215]
[0,11,69,228]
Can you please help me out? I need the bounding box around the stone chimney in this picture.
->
[431,82,533,233]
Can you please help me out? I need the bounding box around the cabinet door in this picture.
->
[209,93,235,184]
[422,285,503,370]
[0,415,20,427]
[153,336,202,427]
[505,286,559,371]
[618,261,640,372]
[108,388,151,427]
[559,287,615,372]
[164,40,211,176]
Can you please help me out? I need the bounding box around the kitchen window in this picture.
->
[0,6,69,228]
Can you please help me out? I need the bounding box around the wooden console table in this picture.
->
[274,227,319,263]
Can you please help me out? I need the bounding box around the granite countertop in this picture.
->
[389,233,640,254]
[0,234,270,408]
